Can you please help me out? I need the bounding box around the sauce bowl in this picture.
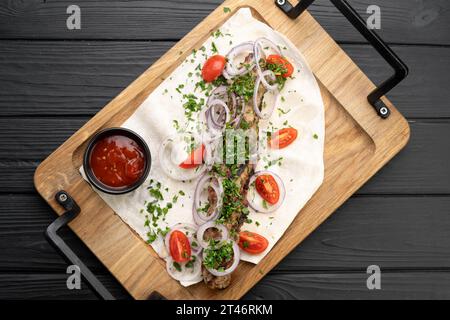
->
[83,127,151,195]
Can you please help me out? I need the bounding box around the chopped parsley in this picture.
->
[211,42,219,54]
[172,119,180,131]
[212,29,224,38]
[277,107,291,116]
[182,93,205,120]
[203,241,234,271]
[264,156,284,169]
[240,119,250,130]
[176,84,185,94]
[143,180,179,243]
[173,261,182,272]
[212,75,228,87]
[264,61,288,89]
[223,7,231,13]
[228,73,256,102]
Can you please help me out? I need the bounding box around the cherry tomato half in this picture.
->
[238,231,269,255]
[169,230,192,263]
[255,174,280,205]
[268,128,298,149]
[202,55,226,82]
[266,54,294,78]
[179,144,205,169]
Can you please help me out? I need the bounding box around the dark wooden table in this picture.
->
[0,0,449,300]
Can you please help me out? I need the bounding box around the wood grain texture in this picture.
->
[1,195,450,273]
[0,274,130,300]
[1,119,447,194]
[0,0,448,45]
[244,271,450,300]
[32,1,411,299]
[0,41,448,118]
[1,271,450,300]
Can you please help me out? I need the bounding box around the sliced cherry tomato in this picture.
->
[202,55,226,82]
[255,174,280,205]
[169,230,192,263]
[238,231,269,254]
[266,54,294,78]
[179,144,205,169]
[268,128,298,149]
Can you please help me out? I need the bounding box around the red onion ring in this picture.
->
[253,71,279,119]
[196,221,229,249]
[247,170,286,213]
[225,41,255,77]
[207,86,237,119]
[253,37,282,65]
[229,95,245,128]
[222,69,232,80]
[164,223,201,256]
[202,241,240,277]
[207,86,228,106]
[229,93,237,119]
[253,38,281,91]
[204,99,230,134]
[165,254,202,282]
[158,134,210,181]
[209,99,230,127]
[193,174,223,224]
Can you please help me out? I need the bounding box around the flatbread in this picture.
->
[80,8,324,286]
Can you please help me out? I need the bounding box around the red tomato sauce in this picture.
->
[89,135,146,188]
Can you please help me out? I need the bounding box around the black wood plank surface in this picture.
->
[1,271,450,300]
[0,0,449,45]
[0,274,130,300]
[1,194,450,273]
[244,271,450,300]
[0,42,448,118]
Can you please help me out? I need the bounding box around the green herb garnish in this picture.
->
[203,241,234,270]
[173,262,182,272]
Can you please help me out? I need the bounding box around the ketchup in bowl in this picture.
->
[90,135,145,188]
[83,128,151,194]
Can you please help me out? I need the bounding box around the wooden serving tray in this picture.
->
[34,0,410,300]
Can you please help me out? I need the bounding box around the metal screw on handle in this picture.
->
[58,193,68,202]
[277,0,286,6]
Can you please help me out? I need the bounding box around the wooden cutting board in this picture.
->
[34,0,410,300]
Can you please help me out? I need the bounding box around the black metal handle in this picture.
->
[45,191,115,300]
[275,0,409,119]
